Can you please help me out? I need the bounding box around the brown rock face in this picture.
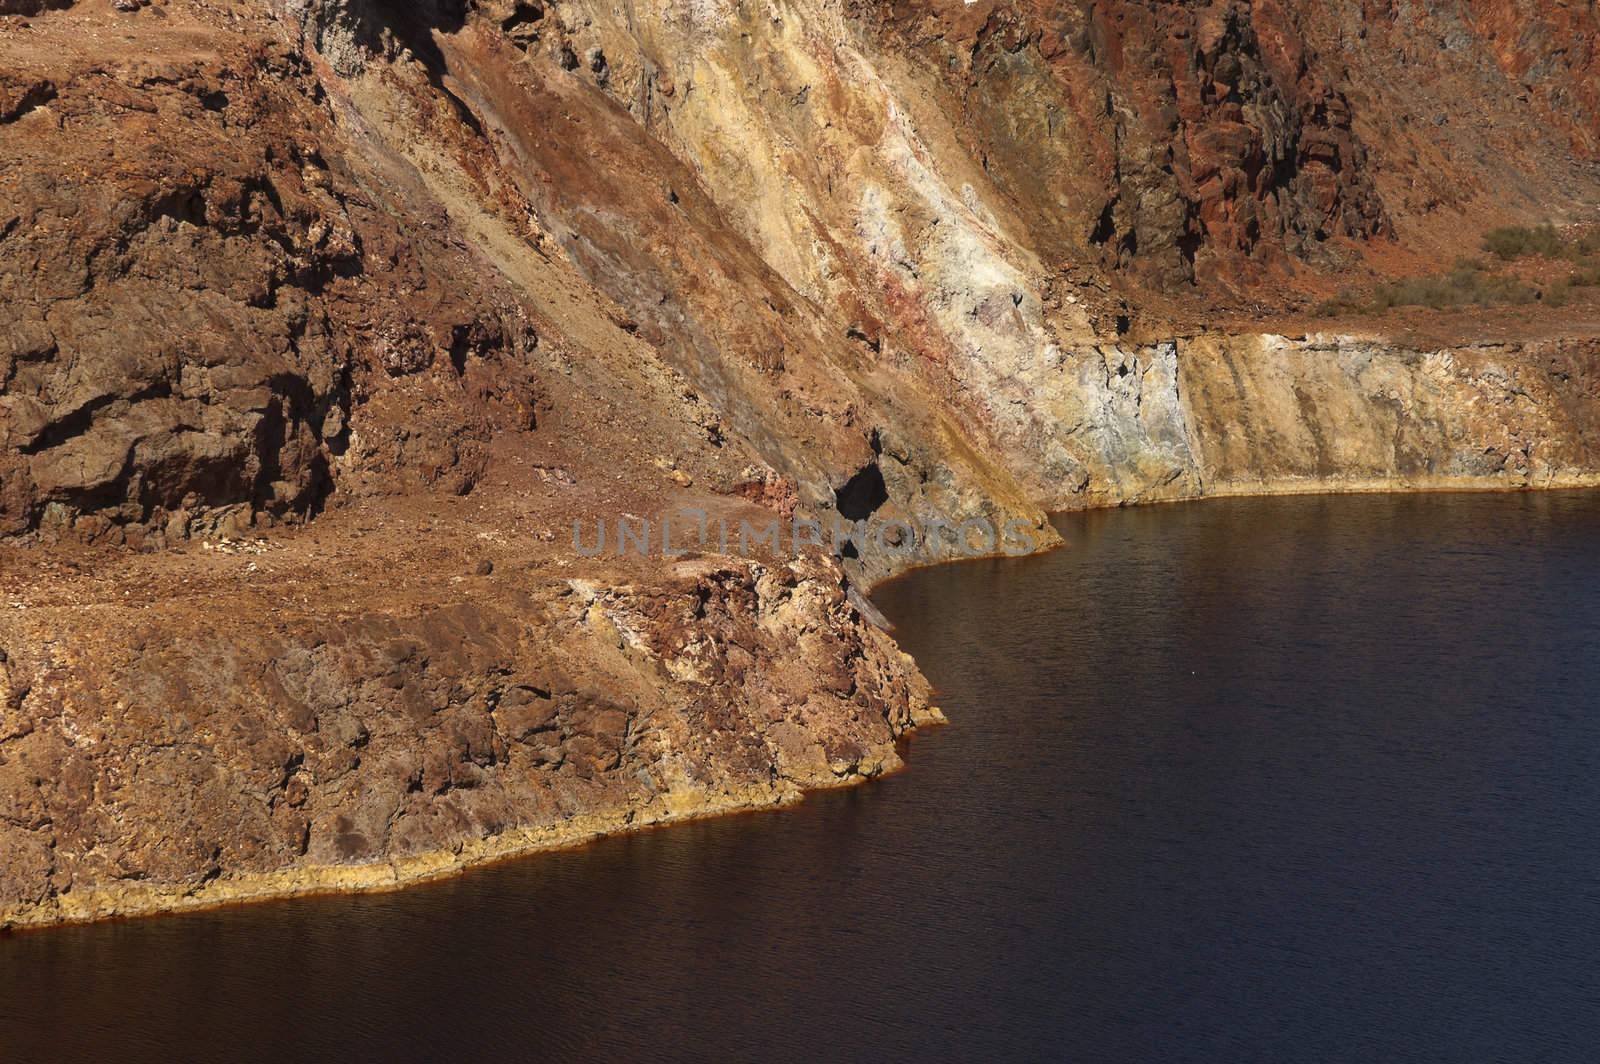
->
[0,29,547,545]
[0,548,935,926]
[859,0,1391,289]
[1462,0,1600,161]
[2,0,1600,926]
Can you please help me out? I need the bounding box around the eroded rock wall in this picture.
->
[0,554,935,927]
[1047,333,1600,507]
[8,0,1598,558]
[3,0,1600,928]
[427,0,1600,514]
[0,31,545,545]
[1180,335,1600,494]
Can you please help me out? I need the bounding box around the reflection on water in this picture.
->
[4,492,1600,1062]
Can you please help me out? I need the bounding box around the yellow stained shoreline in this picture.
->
[8,474,1600,932]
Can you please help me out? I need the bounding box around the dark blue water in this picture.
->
[4,492,1600,1062]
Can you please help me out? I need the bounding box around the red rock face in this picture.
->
[852,0,1391,292]
[849,0,1600,301]
[1464,0,1600,160]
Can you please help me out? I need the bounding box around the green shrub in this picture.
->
[1480,223,1600,262]
[1316,253,1583,317]
[1482,224,1565,260]
[1368,269,1535,311]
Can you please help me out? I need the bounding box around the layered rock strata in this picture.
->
[3,0,1599,927]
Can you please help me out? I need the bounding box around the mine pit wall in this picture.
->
[5,329,1598,931]
[400,2,1600,569]
[5,1,1600,929]
[0,557,939,930]
[847,331,1600,576]
[1040,333,1600,514]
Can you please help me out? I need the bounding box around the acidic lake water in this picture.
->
[5,492,1600,1062]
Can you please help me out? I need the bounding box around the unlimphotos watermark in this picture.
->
[573,509,1039,560]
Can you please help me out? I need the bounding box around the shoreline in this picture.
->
[865,473,1600,594]
[9,475,1600,933]
[0,757,939,934]
[1,786,800,934]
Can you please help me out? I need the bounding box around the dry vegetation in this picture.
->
[1319,225,1600,316]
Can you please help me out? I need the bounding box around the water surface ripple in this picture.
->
[4,492,1599,1062]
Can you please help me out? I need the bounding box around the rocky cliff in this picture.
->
[2,0,1598,927]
